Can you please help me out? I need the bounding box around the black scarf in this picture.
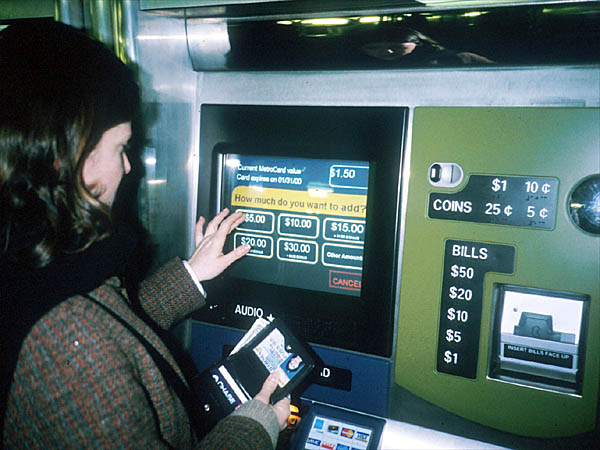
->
[0,225,138,428]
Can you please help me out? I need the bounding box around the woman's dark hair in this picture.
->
[0,21,140,268]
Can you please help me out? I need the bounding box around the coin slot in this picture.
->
[428,162,463,188]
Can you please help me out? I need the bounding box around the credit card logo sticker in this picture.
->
[314,418,324,430]
[340,428,354,438]
[355,431,370,443]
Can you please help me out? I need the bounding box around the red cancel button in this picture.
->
[329,270,362,291]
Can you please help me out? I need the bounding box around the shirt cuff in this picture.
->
[182,260,207,299]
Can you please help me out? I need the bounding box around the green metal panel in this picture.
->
[0,0,54,20]
[139,0,292,9]
[396,107,599,437]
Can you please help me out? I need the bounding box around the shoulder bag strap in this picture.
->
[83,295,205,440]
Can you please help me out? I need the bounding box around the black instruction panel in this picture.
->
[428,175,559,229]
[437,240,515,379]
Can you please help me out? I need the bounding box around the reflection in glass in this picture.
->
[218,3,600,70]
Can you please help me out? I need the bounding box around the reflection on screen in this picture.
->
[221,154,369,297]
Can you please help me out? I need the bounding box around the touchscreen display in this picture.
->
[221,154,369,297]
[304,415,373,450]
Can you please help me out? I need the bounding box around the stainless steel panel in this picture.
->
[55,0,85,29]
[186,18,230,70]
[381,419,508,449]
[134,12,199,269]
[114,0,139,63]
[196,66,600,107]
[87,0,115,46]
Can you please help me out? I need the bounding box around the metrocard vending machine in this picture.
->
[192,104,405,420]
[396,107,600,438]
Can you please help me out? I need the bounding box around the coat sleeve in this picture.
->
[198,415,275,450]
[137,257,206,330]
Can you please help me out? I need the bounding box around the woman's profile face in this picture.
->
[82,122,132,206]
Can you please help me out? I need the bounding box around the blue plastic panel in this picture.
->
[190,321,391,416]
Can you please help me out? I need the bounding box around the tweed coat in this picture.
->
[3,258,276,449]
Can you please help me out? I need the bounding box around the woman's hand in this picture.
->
[254,372,291,431]
[188,209,250,282]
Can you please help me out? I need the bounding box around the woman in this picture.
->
[359,26,493,66]
[0,21,289,448]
